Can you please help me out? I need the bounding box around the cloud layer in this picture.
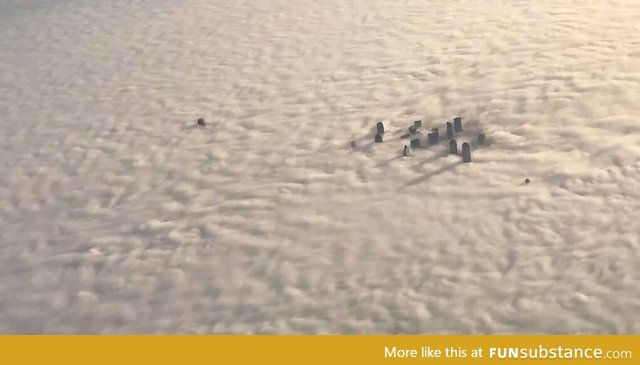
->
[0,0,639,333]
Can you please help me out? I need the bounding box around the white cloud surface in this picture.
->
[0,0,639,333]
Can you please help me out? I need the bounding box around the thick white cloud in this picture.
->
[0,0,639,333]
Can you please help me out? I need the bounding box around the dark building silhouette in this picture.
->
[454,117,463,132]
[410,138,421,149]
[462,142,471,162]
[414,120,422,128]
[478,133,486,145]
[446,122,454,139]
[376,122,385,135]
[375,133,383,143]
[427,133,436,146]
[403,145,411,156]
[449,139,458,154]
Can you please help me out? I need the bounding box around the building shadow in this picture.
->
[403,161,462,186]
